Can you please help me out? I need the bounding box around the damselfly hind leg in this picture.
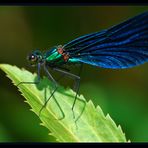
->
[53,63,86,123]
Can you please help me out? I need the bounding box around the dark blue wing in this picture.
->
[63,12,148,69]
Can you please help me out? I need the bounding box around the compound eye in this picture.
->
[29,54,37,62]
[31,55,36,61]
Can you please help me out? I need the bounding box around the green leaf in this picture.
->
[0,64,127,142]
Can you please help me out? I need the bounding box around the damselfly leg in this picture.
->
[52,64,86,123]
[17,63,41,87]
[38,64,65,120]
[17,63,65,120]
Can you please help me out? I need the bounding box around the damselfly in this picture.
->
[18,12,148,121]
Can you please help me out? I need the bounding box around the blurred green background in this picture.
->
[0,6,148,142]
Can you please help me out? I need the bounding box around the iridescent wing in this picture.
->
[63,12,148,69]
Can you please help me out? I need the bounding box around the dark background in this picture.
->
[0,6,148,142]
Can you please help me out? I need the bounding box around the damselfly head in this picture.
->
[27,50,42,67]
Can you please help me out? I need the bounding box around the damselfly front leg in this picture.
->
[17,62,65,120]
[17,63,41,87]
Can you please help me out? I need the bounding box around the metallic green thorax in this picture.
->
[43,48,80,67]
[43,48,65,67]
[45,49,61,61]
